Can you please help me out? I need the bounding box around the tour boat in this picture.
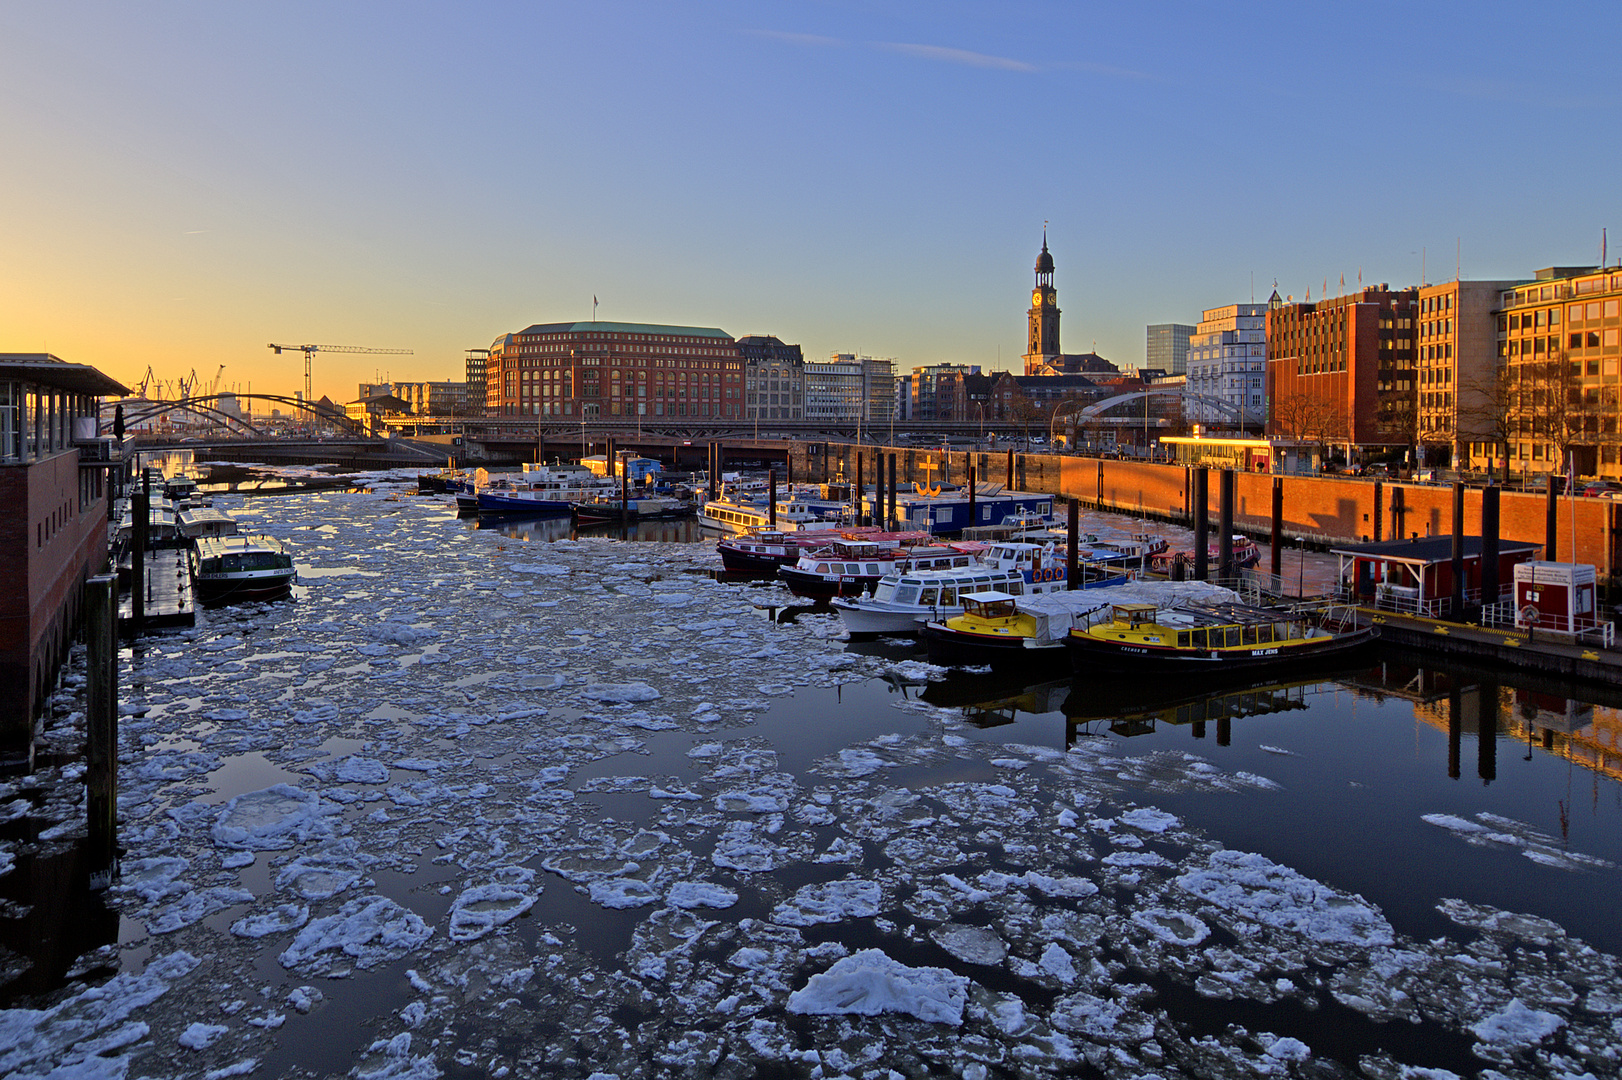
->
[699,494,840,535]
[778,540,975,599]
[715,527,930,575]
[1064,600,1376,675]
[1150,535,1261,574]
[191,535,298,605]
[177,506,239,541]
[830,542,1131,635]
[570,494,693,523]
[919,579,1243,671]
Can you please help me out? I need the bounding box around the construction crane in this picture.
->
[268,343,414,404]
[209,364,225,398]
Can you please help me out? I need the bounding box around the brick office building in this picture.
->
[1415,279,1521,469]
[1495,266,1622,480]
[486,322,744,420]
[1266,286,1419,459]
[0,354,127,762]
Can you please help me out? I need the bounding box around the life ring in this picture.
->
[1520,605,1541,626]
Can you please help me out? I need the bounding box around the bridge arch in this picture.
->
[1073,389,1249,423]
[106,393,370,438]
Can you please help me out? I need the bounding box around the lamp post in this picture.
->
[1050,397,1084,451]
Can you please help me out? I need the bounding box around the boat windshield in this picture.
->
[963,596,1016,619]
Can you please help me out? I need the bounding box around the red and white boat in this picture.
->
[778,540,978,599]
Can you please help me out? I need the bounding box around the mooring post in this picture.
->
[1451,482,1466,618]
[131,473,149,631]
[1006,447,1015,488]
[967,463,976,529]
[854,452,863,524]
[768,468,777,529]
[1371,480,1383,543]
[1192,468,1209,581]
[1546,474,1559,561]
[1218,469,1235,580]
[85,573,118,885]
[1482,485,1501,613]
[888,455,897,530]
[1269,476,1283,579]
[1067,498,1079,590]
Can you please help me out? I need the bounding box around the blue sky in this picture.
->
[2,1,1618,399]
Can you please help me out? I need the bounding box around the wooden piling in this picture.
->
[1067,499,1079,590]
[768,468,777,529]
[1269,476,1283,578]
[888,455,897,530]
[1192,468,1209,581]
[1482,485,1501,610]
[1452,481,1466,618]
[1546,475,1559,561]
[85,574,118,884]
[1218,469,1234,579]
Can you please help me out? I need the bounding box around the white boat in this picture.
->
[778,540,976,599]
[191,535,297,604]
[177,506,239,540]
[831,541,1129,635]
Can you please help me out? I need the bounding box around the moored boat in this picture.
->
[778,540,973,599]
[191,535,298,605]
[1064,600,1375,675]
[699,494,839,535]
[1150,535,1260,574]
[830,542,1125,635]
[919,579,1242,670]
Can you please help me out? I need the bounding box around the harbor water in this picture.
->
[3,464,1619,1079]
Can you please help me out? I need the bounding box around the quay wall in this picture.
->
[787,442,1619,580]
[0,451,111,758]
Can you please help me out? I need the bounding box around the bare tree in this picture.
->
[1270,393,1349,463]
[1458,361,1514,483]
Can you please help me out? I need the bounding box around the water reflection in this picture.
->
[468,514,705,544]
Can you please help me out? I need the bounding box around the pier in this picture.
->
[118,549,195,630]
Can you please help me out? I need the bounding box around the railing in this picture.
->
[1482,600,1616,647]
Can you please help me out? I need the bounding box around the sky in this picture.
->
[3,1,1620,404]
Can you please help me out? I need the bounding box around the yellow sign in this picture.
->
[914,456,942,498]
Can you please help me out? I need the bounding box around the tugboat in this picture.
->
[191,535,298,605]
[1064,600,1375,675]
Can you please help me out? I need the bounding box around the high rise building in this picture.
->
[735,335,805,421]
[1265,285,1419,454]
[486,321,744,420]
[1146,323,1194,376]
[1184,304,1268,430]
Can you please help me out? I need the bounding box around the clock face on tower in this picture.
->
[1032,289,1044,308]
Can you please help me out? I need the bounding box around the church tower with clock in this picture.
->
[1024,232,1061,375]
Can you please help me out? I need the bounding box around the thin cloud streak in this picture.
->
[743,29,845,49]
[874,42,1036,72]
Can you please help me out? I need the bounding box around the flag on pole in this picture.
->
[592,295,598,322]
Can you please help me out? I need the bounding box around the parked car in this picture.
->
[1581,481,1622,498]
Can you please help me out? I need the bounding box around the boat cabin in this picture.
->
[178,506,239,540]
[961,592,1018,620]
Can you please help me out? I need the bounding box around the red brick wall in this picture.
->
[0,452,109,750]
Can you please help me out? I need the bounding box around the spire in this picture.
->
[1034,227,1054,282]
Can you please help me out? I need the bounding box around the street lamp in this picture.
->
[1050,397,1085,450]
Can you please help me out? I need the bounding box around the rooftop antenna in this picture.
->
[1456,237,1460,281]
[1250,271,1254,302]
